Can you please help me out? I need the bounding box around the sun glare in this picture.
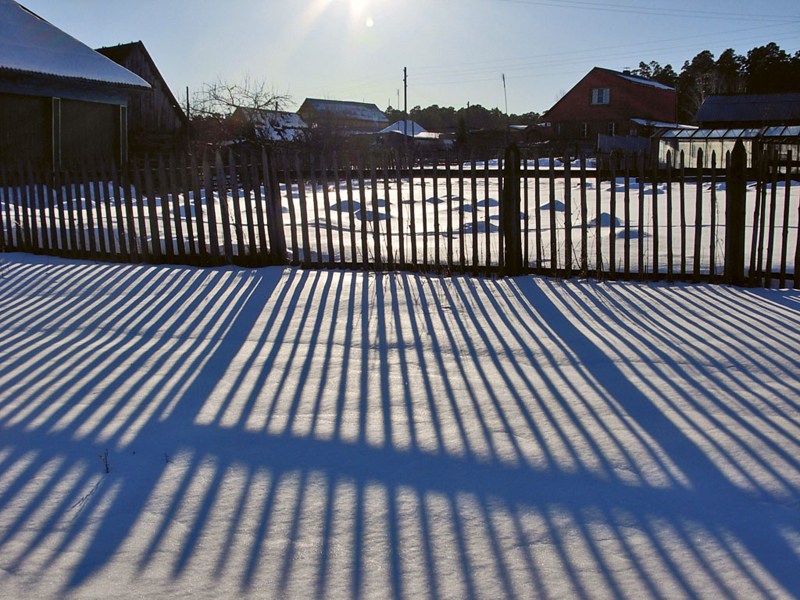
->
[350,0,370,17]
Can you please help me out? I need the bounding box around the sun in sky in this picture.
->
[302,0,378,28]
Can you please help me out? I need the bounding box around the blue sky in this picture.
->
[19,0,800,116]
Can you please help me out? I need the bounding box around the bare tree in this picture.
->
[189,76,292,152]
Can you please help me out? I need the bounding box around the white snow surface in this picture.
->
[0,0,149,89]
[1,253,799,599]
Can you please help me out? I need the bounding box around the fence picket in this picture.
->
[666,152,673,281]
[345,155,357,269]
[458,159,465,271]
[548,151,557,276]
[564,152,572,278]
[156,156,173,259]
[310,156,323,268]
[319,154,335,267]
[25,161,39,251]
[79,162,96,257]
[709,152,717,282]
[280,153,298,264]
[433,160,441,268]
[693,149,704,282]
[652,155,659,279]
[0,165,7,251]
[394,151,406,268]
[357,157,369,271]
[623,155,631,278]
[240,152,258,260]
[131,160,149,260]
[484,155,492,275]
[408,154,418,268]
[295,154,312,266]
[471,154,478,272]
[579,153,587,276]
[679,151,687,279]
[36,165,49,252]
[637,153,645,280]
[228,151,245,260]
[369,155,381,268]
[180,155,197,258]
[535,156,544,273]
[779,151,792,288]
[382,154,394,269]
[764,149,780,288]
[330,152,345,267]
[755,151,770,285]
[123,161,138,260]
[62,167,79,254]
[446,159,453,271]
[214,153,234,263]
[19,163,31,251]
[89,158,106,255]
[421,157,428,269]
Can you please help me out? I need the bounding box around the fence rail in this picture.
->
[1,143,797,288]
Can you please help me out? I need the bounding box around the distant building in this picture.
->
[542,67,676,151]
[230,107,307,143]
[0,0,150,168]
[298,98,388,134]
[693,93,800,128]
[653,94,800,169]
[378,120,427,137]
[96,41,188,155]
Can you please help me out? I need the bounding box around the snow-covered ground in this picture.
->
[1,252,799,599]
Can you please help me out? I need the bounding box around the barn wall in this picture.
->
[0,92,51,167]
[60,99,119,165]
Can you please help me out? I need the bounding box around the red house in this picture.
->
[542,67,676,151]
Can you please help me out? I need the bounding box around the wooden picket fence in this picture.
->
[0,143,797,288]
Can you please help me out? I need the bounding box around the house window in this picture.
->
[580,122,589,139]
[591,88,610,105]
[607,121,617,136]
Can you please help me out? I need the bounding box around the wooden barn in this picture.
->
[0,0,150,168]
[298,98,388,134]
[542,67,676,152]
[96,41,188,155]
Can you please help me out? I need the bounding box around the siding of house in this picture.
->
[543,68,676,147]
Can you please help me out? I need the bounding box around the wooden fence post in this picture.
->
[724,139,747,286]
[502,143,522,276]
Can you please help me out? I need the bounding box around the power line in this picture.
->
[485,0,800,23]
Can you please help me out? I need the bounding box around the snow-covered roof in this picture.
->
[616,72,673,91]
[379,120,426,136]
[301,98,388,124]
[251,110,307,142]
[631,118,696,129]
[0,0,150,89]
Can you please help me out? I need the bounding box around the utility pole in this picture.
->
[502,74,509,146]
[403,67,408,166]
